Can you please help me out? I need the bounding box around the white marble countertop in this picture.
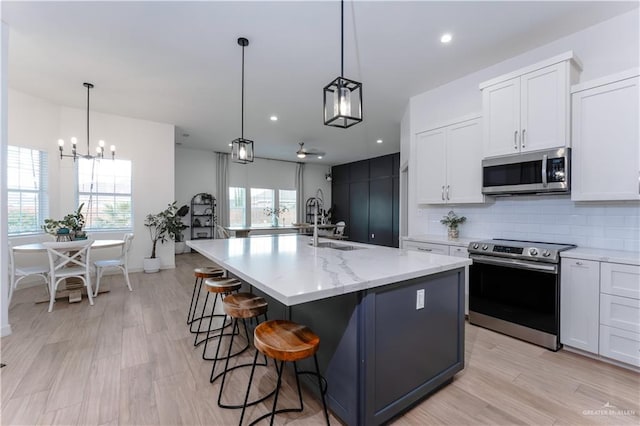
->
[561,247,640,265]
[188,234,471,306]
[402,234,478,248]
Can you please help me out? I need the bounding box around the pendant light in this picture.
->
[231,37,254,164]
[57,82,115,161]
[323,0,362,128]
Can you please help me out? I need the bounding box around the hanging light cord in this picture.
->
[86,84,91,154]
[241,42,245,139]
[340,0,344,78]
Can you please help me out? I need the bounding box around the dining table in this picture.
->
[12,239,124,304]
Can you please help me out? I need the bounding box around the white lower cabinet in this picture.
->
[599,325,640,367]
[561,255,640,368]
[403,240,469,314]
[560,258,600,353]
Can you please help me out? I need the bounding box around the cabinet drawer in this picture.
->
[599,325,640,367]
[601,263,640,299]
[600,294,640,334]
[403,241,448,256]
[448,246,469,258]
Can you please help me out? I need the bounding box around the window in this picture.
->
[250,188,274,227]
[7,146,48,235]
[229,187,246,227]
[230,187,297,228]
[279,189,296,226]
[77,158,132,230]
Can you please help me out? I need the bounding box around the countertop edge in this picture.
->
[561,247,640,266]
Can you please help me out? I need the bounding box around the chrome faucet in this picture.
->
[312,188,324,247]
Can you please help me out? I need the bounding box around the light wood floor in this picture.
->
[1,252,638,426]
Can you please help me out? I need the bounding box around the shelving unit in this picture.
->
[190,193,216,247]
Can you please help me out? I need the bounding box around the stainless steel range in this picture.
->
[467,239,576,351]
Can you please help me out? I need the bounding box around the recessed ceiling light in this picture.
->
[440,33,453,44]
[317,155,323,159]
[228,143,233,147]
[270,115,278,121]
[376,139,383,144]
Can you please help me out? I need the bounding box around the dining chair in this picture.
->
[8,241,49,305]
[93,233,134,296]
[215,224,231,239]
[43,239,94,313]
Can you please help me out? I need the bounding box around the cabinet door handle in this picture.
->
[417,247,432,252]
[576,261,583,266]
[514,130,518,150]
[446,185,450,200]
[522,128,526,148]
[441,186,445,201]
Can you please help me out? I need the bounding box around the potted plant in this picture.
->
[143,202,179,273]
[264,206,288,227]
[167,204,190,254]
[43,203,86,240]
[440,210,466,240]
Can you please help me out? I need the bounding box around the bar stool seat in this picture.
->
[223,292,268,319]
[240,320,330,425]
[188,266,225,331]
[254,320,319,361]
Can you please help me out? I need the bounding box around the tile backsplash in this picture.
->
[418,195,640,251]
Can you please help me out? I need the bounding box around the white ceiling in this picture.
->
[2,1,637,165]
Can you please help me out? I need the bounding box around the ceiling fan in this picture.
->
[296,142,326,159]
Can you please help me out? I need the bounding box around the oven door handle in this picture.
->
[470,255,558,274]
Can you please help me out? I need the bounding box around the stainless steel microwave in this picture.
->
[482,148,570,195]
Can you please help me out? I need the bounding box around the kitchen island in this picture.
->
[188,235,471,425]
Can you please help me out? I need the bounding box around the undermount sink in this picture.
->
[311,242,366,251]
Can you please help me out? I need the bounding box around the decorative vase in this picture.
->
[272,216,279,227]
[447,228,459,240]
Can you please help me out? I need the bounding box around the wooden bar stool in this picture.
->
[187,266,224,333]
[195,277,243,356]
[239,320,330,426]
[214,293,275,410]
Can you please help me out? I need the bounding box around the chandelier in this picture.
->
[58,82,115,161]
[323,0,363,128]
[231,37,254,164]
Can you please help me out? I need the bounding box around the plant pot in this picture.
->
[175,241,186,255]
[447,228,459,240]
[143,257,161,273]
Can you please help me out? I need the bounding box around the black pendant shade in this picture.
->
[323,0,362,128]
[231,37,255,164]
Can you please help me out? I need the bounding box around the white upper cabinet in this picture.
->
[571,70,640,201]
[415,116,483,205]
[415,128,447,204]
[480,52,580,158]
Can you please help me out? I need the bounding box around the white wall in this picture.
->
[8,89,175,272]
[1,21,11,337]
[175,146,331,234]
[406,10,640,250]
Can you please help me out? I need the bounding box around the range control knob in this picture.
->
[542,250,551,257]
[529,248,538,256]
[472,243,479,249]
[482,244,489,250]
